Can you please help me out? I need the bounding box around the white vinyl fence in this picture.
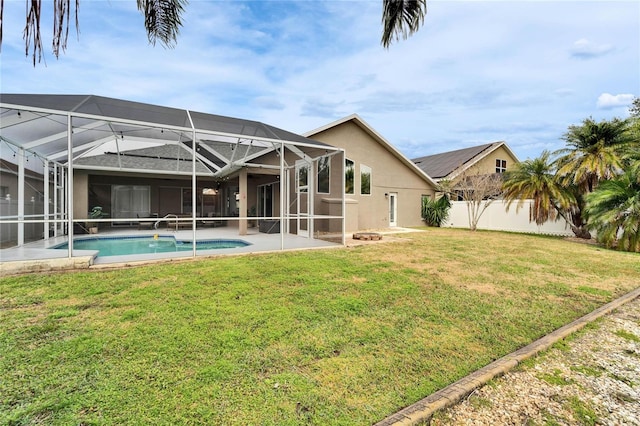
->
[444,200,574,236]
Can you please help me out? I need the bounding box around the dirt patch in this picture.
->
[563,236,600,246]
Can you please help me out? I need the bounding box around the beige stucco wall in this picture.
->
[454,145,518,181]
[308,121,435,230]
[73,171,89,219]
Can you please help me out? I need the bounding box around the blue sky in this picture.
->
[1,0,638,161]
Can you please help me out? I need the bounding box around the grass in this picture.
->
[1,228,639,425]
[566,396,599,425]
[614,329,640,342]
[536,369,575,386]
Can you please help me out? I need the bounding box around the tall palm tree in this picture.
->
[555,117,633,193]
[502,151,586,235]
[381,0,428,48]
[585,163,640,252]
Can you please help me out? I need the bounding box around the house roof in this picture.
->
[304,114,438,188]
[1,94,336,178]
[412,141,518,180]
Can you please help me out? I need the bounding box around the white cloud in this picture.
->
[596,93,635,109]
[570,38,614,59]
[1,1,639,164]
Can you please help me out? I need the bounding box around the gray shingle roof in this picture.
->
[74,144,211,173]
[412,143,497,179]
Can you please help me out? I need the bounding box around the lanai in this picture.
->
[0,94,345,261]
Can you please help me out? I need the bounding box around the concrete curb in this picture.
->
[374,286,640,426]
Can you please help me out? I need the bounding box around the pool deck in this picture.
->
[0,226,344,275]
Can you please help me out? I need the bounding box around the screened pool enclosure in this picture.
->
[0,94,346,261]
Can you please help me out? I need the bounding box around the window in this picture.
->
[296,162,309,193]
[111,185,150,218]
[495,159,507,173]
[0,186,8,198]
[317,155,330,194]
[360,164,371,195]
[345,159,354,194]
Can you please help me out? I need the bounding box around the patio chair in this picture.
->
[137,214,155,230]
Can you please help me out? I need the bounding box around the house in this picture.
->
[0,94,346,250]
[304,114,437,231]
[0,96,438,262]
[412,141,519,184]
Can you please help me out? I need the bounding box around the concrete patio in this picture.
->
[0,226,343,275]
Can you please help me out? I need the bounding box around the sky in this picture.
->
[1,0,639,162]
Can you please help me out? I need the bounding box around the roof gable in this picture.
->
[413,141,518,180]
[305,114,437,187]
[412,143,495,179]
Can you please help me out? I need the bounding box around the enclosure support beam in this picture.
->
[44,158,49,241]
[280,142,285,250]
[17,148,25,246]
[239,169,248,236]
[192,130,197,257]
[67,115,74,259]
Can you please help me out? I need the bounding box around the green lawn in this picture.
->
[1,229,639,425]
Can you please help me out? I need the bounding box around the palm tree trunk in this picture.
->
[554,205,592,239]
[570,225,592,239]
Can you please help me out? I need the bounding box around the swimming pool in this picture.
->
[52,235,251,257]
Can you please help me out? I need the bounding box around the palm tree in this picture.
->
[585,163,640,252]
[381,0,428,48]
[502,151,585,234]
[555,117,633,193]
[4,0,185,65]
[4,0,428,65]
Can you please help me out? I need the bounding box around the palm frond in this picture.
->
[381,0,427,48]
[23,0,44,65]
[586,168,640,252]
[52,0,79,58]
[137,0,187,48]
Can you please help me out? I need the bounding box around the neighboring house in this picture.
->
[412,141,519,184]
[305,114,437,231]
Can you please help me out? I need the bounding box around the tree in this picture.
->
[1,0,427,65]
[628,97,640,145]
[629,97,640,118]
[585,162,640,252]
[555,117,633,193]
[453,171,503,231]
[502,151,575,225]
[550,117,635,238]
[381,0,428,48]
[1,0,186,66]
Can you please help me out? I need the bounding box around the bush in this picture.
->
[422,196,451,227]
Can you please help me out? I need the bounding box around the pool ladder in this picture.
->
[154,214,178,230]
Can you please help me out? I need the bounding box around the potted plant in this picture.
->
[88,206,108,234]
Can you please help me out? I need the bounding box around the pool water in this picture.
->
[52,236,251,257]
